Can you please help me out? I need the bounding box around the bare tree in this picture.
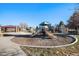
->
[67,8,79,34]
[67,12,79,29]
[19,22,28,31]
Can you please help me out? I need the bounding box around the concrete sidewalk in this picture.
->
[0,36,26,56]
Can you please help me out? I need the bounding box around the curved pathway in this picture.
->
[0,36,26,56]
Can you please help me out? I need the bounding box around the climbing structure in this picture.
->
[32,21,57,39]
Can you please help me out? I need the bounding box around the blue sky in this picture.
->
[0,3,77,27]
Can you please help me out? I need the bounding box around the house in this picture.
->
[58,21,68,34]
[0,25,20,32]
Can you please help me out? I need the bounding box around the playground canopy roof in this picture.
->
[39,21,51,26]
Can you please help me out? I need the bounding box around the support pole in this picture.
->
[16,26,17,32]
[0,27,3,37]
[16,26,19,32]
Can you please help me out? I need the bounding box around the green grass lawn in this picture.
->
[20,35,79,56]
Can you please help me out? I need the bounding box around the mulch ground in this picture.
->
[11,36,74,46]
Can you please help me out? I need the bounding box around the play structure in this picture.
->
[32,21,57,39]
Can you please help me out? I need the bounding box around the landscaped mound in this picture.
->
[11,35,75,46]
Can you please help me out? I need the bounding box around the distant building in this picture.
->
[58,21,68,34]
[0,25,20,32]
